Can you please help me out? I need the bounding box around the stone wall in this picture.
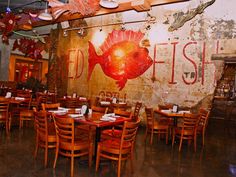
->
[51,0,236,111]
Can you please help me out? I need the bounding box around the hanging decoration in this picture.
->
[13,38,45,60]
[0,12,20,44]
[48,0,100,19]
[88,30,153,90]
[168,0,216,32]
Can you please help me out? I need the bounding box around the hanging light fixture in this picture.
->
[38,0,53,21]
[99,0,119,9]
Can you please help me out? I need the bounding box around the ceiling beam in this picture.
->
[19,0,190,29]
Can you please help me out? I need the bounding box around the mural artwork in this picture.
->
[88,30,153,90]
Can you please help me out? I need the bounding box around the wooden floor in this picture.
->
[0,117,235,177]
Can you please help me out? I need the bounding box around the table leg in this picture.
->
[94,127,101,160]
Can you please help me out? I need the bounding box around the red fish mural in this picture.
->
[88,30,153,90]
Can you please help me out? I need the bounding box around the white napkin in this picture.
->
[79,97,87,101]
[15,97,25,100]
[68,114,84,118]
[5,92,12,98]
[100,101,110,105]
[101,113,117,121]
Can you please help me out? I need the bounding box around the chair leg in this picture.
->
[95,145,100,172]
[53,144,59,168]
[202,130,205,146]
[34,136,39,158]
[165,130,168,145]
[150,130,153,145]
[144,128,148,142]
[179,137,183,152]
[172,132,175,147]
[44,145,48,167]
[88,143,93,168]
[130,147,134,173]
[117,158,122,177]
[70,156,74,177]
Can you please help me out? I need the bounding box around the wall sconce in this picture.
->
[63,30,68,37]
[77,28,85,36]
[121,23,126,30]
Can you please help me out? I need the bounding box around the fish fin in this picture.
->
[88,41,100,80]
[116,78,127,91]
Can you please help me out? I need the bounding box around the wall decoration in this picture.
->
[13,38,45,60]
[168,0,216,32]
[48,0,100,19]
[0,12,20,44]
[88,30,153,90]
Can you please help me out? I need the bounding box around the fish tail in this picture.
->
[88,41,100,80]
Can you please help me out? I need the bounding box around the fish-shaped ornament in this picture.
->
[0,12,20,44]
[88,30,153,90]
[48,0,100,19]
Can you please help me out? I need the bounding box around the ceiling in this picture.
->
[0,0,190,35]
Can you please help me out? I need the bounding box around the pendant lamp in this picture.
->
[38,1,53,21]
[99,0,119,9]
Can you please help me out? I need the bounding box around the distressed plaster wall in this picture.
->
[55,0,236,110]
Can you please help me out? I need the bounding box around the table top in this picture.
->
[54,112,130,128]
[0,96,26,104]
[154,109,191,117]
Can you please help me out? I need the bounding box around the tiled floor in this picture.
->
[0,117,236,177]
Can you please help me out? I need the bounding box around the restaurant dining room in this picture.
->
[0,0,236,177]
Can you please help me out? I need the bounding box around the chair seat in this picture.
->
[153,121,169,130]
[100,139,131,149]
[102,129,122,138]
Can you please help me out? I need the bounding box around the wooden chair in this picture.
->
[0,100,10,135]
[132,102,142,121]
[53,115,93,177]
[42,103,60,111]
[34,110,56,167]
[19,95,35,129]
[144,107,169,145]
[101,109,132,139]
[197,108,210,146]
[65,98,78,108]
[172,113,199,152]
[91,105,108,114]
[96,118,140,177]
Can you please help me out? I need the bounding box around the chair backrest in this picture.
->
[65,98,78,108]
[114,109,132,118]
[181,113,199,132]
[0,101,9,120]
[19,96,32,110]
[42,103,60,111]
[120,118,140,151]
[198,108,210,129]
[92,106,108,114]
[35,110,49,138]
[36,95,48,110]
[53,115,75,149]
[145,107,154,129]
[132,102,142,120]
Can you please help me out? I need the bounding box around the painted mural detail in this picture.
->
[152,40,218,85]
[88,30,153,90]
[168,0,216,32]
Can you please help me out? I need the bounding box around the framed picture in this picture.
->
[172,104,178,113]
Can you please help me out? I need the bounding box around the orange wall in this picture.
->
[8,54,48,82]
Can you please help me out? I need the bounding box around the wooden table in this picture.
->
[54,111,130,159]
[154,109,190,126]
